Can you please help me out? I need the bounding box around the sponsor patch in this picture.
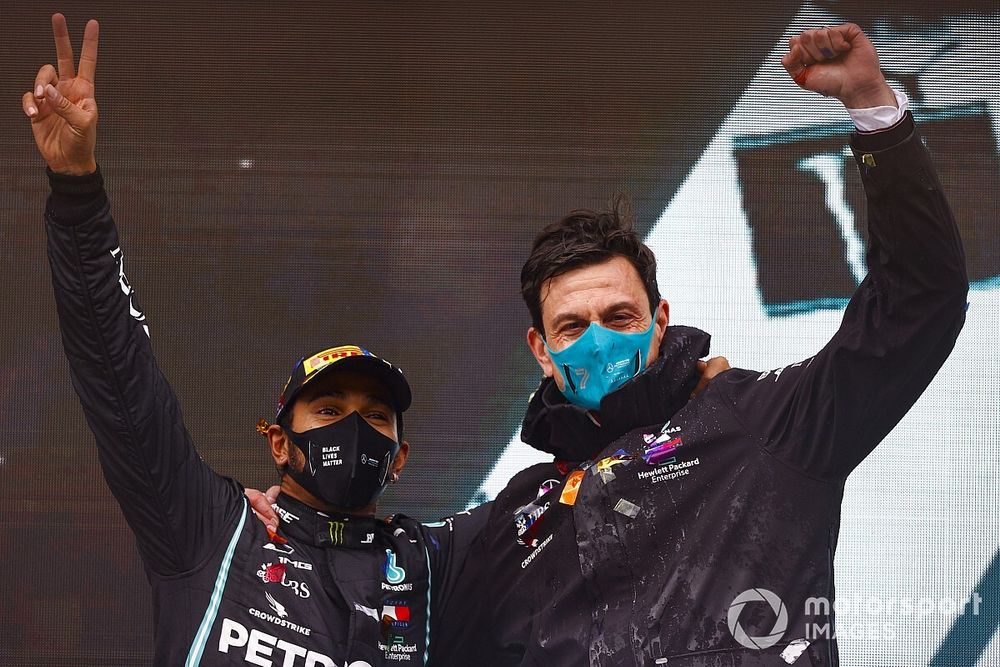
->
[218,618,323,661]
[637,457,701,484]
[381,603,411,628]
[521,533,554,569]
[258,562,286,584]
[514,499,551,548]
[379,634,419,662]
[384,549,406,585]
[303,345,366,376]
[642,436,686,465]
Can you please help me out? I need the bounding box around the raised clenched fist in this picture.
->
[22,14,100,176]
[781,23,897,109]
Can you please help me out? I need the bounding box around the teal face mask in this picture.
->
[544,319,657,411]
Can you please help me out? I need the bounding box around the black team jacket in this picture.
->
[442,115,968,666]
[43,168,487,666]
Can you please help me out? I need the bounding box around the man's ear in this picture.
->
[392,440,410,479]
[656,298,669,336]
[528,327,567,391]
[267,424,291,470]
[648,299,671,363]
[527,327,555,378]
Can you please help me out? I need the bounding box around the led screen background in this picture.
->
[0,2,996,665]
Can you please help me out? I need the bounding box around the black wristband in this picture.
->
[46,165,104,197]
[45,165,108,227]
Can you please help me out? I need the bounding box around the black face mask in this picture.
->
[284,412,400,509]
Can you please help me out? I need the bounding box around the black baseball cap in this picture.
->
[273,345,412,426]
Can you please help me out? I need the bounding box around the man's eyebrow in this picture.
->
[599,301,643,316]
[363,394,395,411]
[302,388,347,402]
[550,311,587,329]
[305,388,394,411]
[550,301,643,329]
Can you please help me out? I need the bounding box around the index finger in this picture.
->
[245,489,279,529]
[828,25,852,52]
[78,19,100,83]
[265,484,281,504]
[51,13,76,80]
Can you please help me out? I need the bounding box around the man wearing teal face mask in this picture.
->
[542,313,656,412]
[445,23,969,667]
[527,201,668,416]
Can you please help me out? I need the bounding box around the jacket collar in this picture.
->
[520,325,711,462]
[273,493,382,549]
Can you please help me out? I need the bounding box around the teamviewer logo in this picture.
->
[728,588,788,650]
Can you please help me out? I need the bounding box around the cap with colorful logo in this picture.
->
[274,345,412,425]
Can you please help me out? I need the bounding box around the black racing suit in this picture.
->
[441,115,968,666]
[44,168,487,667]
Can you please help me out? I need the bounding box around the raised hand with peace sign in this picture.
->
[22,13,100,176]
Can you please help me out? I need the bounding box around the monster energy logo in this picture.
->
[328,521,345,545]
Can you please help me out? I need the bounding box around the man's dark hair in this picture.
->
[520,195,660,336]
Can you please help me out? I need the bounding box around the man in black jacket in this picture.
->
[25,14,484,666]
[444,23,969,666]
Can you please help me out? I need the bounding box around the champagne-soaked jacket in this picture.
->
[445,115,968,666]
[44,169,486,667]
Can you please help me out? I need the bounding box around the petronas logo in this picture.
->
[384,549,406,584]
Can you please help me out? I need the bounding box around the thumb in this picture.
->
[44,84,93,128]
[835,22,865,48]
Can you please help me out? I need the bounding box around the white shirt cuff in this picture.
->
[847,88,909,132]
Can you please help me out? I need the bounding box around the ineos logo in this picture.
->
[727,588,788,650]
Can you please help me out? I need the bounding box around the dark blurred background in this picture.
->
[1,1,996,664]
